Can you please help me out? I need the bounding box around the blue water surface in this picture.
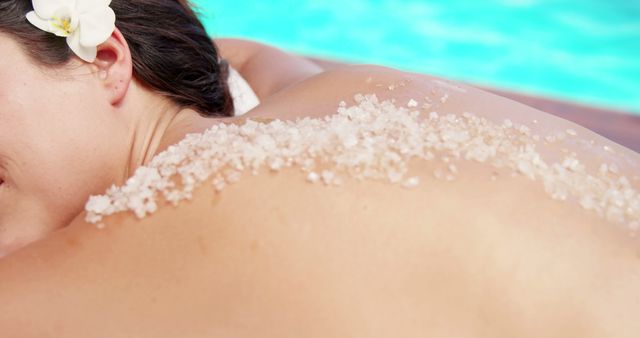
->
[194,0,640,114]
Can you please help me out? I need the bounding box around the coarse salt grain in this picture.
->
[600,163,609,175]
[83,93,640,233]
[407,99,418,108]
[306,171,320,183]
[321,170,336,185]
[403,176,420,188]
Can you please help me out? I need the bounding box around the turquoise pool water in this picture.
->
[195,0,640,114]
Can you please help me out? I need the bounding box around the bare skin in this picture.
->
[1,40,639,336]
[214,38,325,100]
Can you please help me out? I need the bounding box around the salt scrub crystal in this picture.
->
[84,93,640,232]
[307,171,320,183]
[321,170,336,185]
[609,163,619,174]
[403,177,420,188]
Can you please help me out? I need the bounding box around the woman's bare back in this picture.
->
[1,65,639,337]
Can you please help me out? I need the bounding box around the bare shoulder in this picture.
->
[247,64,639,173]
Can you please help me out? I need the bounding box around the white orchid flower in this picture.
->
[26,0,116,62]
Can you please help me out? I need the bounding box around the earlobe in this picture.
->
[92,27,133,106]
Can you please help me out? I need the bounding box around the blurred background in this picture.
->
[194,0,639,116]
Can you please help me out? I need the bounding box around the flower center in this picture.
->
[51,16,75,36]
[48,6,79,37]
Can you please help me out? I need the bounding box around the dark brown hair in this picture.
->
[0,0,234,117]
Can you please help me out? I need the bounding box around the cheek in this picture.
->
[21,116,122,216]
[0,131,120,252]
[1,91,122,227]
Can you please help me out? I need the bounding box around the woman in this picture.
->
[1,0,639,336]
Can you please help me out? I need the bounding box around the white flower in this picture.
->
[26,0,116,62]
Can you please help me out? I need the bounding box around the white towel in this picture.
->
[227,66,260,116]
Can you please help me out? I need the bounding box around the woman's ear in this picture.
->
[92,27,133,106]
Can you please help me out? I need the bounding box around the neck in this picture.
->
[122,96,179,182]
[120,83,232,183]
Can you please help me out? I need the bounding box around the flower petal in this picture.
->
[67,31,98,62]
[78,7,116,47]
[32,0,76,19]
[76,0,112,14]
[26,11,52,33]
